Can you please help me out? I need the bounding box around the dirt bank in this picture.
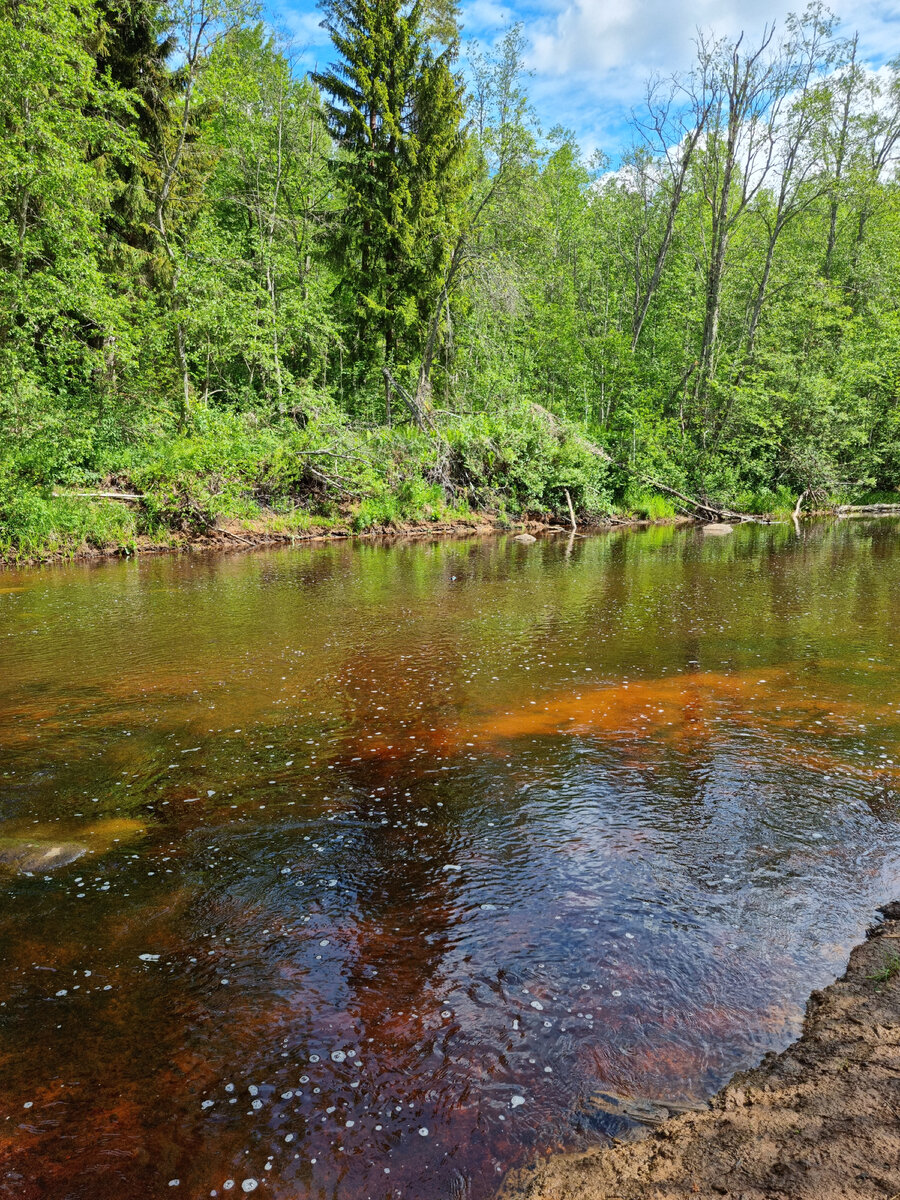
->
[0,513,692,568]
[498,903,900,1200]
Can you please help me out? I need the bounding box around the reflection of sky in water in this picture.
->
[0,520,898,1199]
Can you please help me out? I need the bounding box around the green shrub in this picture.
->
[622,488,677,520]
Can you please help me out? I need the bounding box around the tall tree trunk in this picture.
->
[631,128,703,352]
[824,38,857,280]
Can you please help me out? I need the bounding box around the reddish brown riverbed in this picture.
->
[1,521,899,1200]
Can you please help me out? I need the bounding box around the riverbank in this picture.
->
[0,504,695,567]
[5,504,898,568]
[498,903,900,1200]
[4,402,898,566]
[0,510,502,566]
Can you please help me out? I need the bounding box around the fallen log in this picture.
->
[52,490,144,502]
[836,502,900,515]
[529,404,765,524]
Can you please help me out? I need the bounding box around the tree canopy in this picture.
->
[1,0,899,556]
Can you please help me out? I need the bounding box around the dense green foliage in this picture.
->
[0,0,898,557]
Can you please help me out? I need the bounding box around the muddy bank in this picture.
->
[0,511,693,567]
[498,903,900,1200]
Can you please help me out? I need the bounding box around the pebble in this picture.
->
[241,1181,258,1194]
[511,1096,525,1108]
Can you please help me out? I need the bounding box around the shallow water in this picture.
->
[1,521,899,1200]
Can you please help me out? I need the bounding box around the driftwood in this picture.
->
[564,488,577,529]
[836,502,900,515]
[52,490,144,502]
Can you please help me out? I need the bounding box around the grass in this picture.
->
[0,489,148,560]
[620,488,678,521]
[867,951,900,984]
[2,400,895,563]
[731,485,799,517]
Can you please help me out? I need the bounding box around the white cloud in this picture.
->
[460,0,516,36]
[516,0,899,151]
[529,0,743,79]
[272,0,898,151]
[527,0,897,82]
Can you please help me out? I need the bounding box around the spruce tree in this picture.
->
[95,0,176,253]
[313,0,467,418]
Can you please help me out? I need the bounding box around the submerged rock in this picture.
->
[513,533,538,544]
[0,839,87,873]
[702,523,734,535]
[0,817,145,876]
[581,1090,703,1127]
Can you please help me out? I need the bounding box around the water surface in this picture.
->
[1,521,899,1199]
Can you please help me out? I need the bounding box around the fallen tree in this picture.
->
[529,404,769,524]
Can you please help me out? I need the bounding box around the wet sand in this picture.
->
[497,902,900,1200]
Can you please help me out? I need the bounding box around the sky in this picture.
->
[268,0,900,154]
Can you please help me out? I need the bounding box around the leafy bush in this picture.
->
[621,488,678,520]
[0,473,141,558]
[443,407,613,516]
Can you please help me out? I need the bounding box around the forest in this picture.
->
[1,0,899,556]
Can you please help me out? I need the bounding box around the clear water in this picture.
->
[1,520,898,1199]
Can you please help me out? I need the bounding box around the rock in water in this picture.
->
[513,533,537,544]
[702,523,733,535]
[0,839,87,873]
[582,1089,704,1126]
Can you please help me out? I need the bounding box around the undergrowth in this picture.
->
[868,951,900,984]
[0,399,891,562]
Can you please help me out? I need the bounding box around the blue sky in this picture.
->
[268,0,900,155]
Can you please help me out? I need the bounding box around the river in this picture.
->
[1,520,898,1199]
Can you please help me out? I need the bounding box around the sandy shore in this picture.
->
[497,903,900,1200]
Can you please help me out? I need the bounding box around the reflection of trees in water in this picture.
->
[3,522,900,1198]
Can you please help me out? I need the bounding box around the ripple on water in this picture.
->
[0,522,898,1199]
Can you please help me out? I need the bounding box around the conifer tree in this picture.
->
[95,0,176,253]
[313,0,467,418]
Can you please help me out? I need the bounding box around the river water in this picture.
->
[1,520,899,1200]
